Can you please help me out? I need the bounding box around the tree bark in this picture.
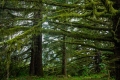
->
[34,34,43,76]
[61,35,67,76]
[94,51,101,73]
[29,0,43,77]
[61,0,68,76]
[29,43,35,75]
[113,17,120,80]
[112,0,120,80]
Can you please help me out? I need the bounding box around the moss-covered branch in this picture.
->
[63,41,113,52]
[43,0,92,9]
[49,12,92,19]
[101,0,118,15]
[49,21,111,31]
[0,27,29,35]
[42,29,113,42]
[0,27,113,46]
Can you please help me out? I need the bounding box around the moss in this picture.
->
[51,12,92,19]
[108,1,118,15]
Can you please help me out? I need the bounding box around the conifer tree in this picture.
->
[1,0,120,79]
[29,0,44,76]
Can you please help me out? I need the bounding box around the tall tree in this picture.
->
[30,0,44,76]
[100,0,120,79]
[111,0,120,79]
[61,35,67,76]
[61,0,68,76]
[1,0,120,79]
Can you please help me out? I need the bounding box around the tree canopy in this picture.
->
[0,0,120,80]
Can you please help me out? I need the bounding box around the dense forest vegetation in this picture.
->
[0,0,120,80]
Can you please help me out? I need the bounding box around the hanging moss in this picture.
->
[108,1,118,15]
[101,0,118,16]
[50,12,92,19]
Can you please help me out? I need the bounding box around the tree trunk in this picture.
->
[94,51,101,73]
[61,0,68,76]
[6,52,10,80]
[29,43,35,75]
[113,17,120,80]
[112,0,120,80]
[29,0,43,77]
[62,35,67,76]
[34,34,43,76]
[29,17,43,77]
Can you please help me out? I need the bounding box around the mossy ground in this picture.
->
[9,74,115,80]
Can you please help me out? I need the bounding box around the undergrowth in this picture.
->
[9,73,115,80]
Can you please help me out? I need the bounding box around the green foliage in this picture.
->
[9,74,115,80]
[82,66,91,76]
[0,0,119,79]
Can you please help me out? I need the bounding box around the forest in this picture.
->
[0,0,120,80]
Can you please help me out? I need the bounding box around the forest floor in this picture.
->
[9,74,115,80]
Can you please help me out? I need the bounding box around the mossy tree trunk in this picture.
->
[94,51,101,73]
[112,0,120,80]
[6,52,10,80]
[30,13,44,77]
[61,0,68,76]
[34,34,43,76]
[29,0,43,77]
[61,35,67,76]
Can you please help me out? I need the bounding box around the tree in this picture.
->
[111,0,120,79]
[44,0,115,78]
[29,0,44,76]
[1,0,120,79]
[94,50,102,73]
